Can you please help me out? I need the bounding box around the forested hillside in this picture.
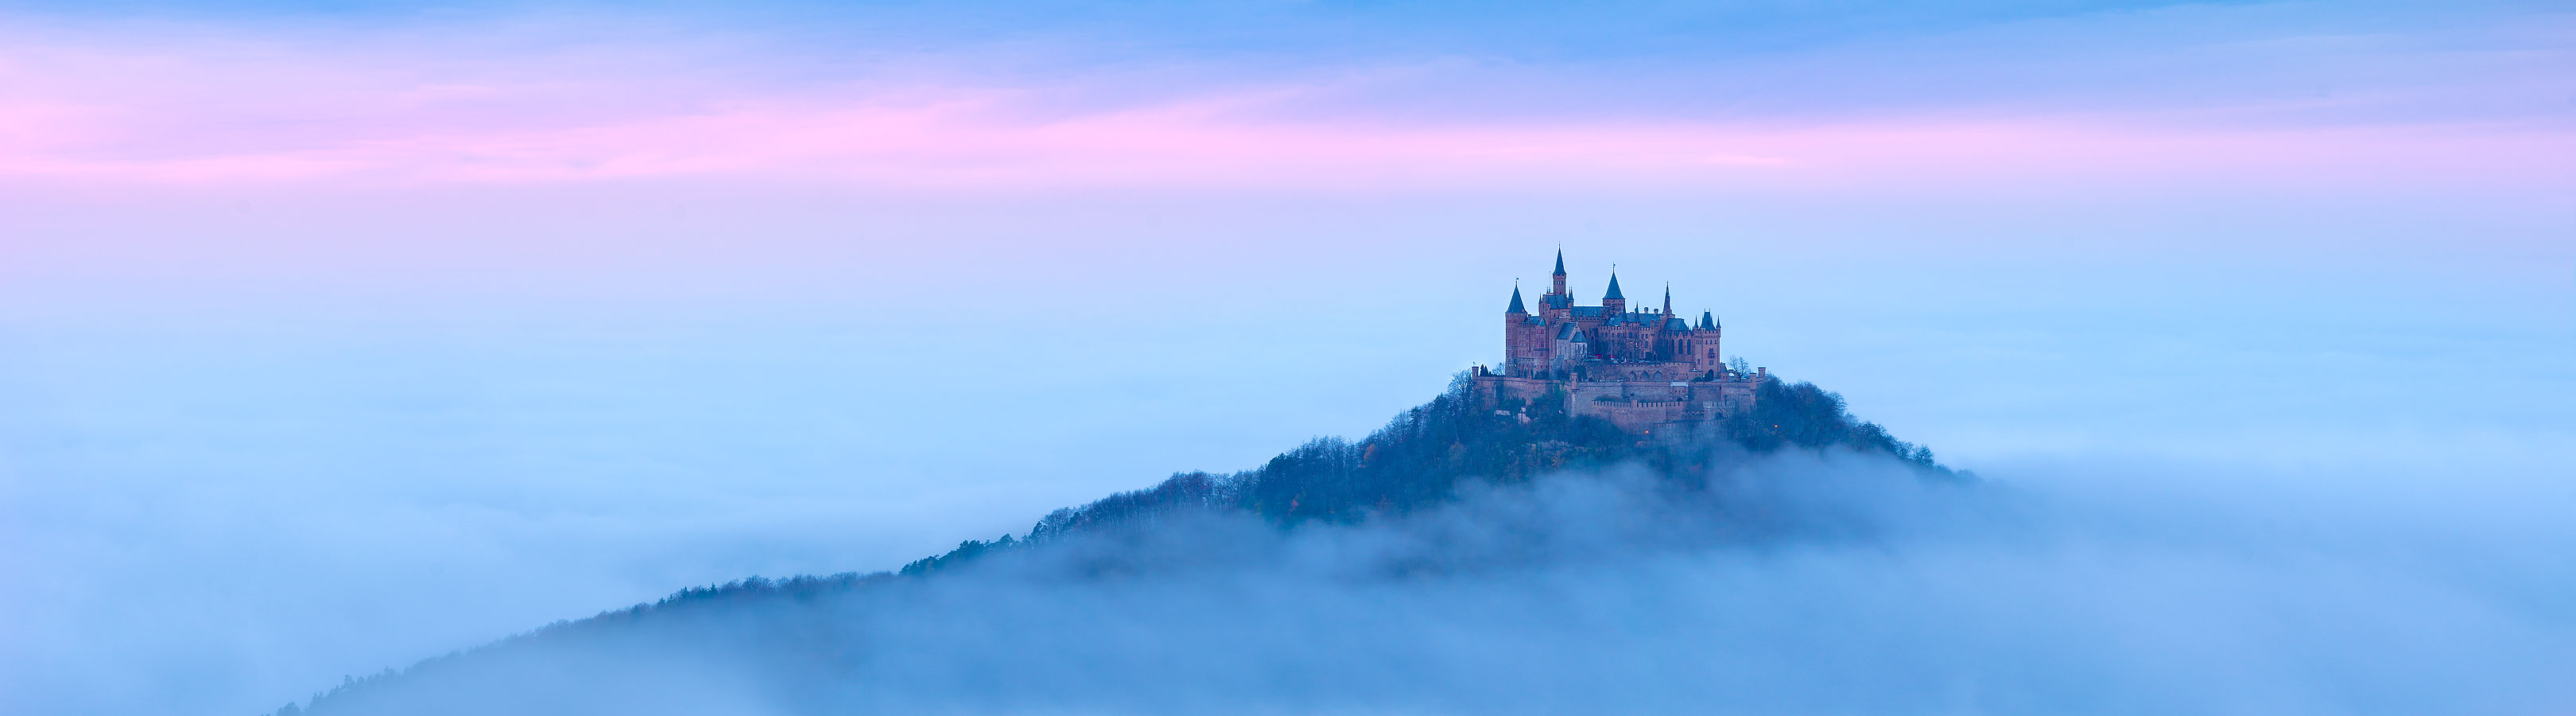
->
[909,372,1951,574]
[280,372,1953,716]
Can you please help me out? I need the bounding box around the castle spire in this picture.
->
[1600,266,1627,317]
[1700,311,1714,329]
[1506,283,1527,314]
[1662,283,1673,316]
[1550,247,1569,296]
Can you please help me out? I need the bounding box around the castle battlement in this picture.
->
[1471,250,1763,434]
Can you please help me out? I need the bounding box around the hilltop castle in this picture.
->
[1470,250,1764,434]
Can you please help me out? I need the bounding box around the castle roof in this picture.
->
[1507,285,1527,313]
[1542,294,1572,309]
[1700,311,1717,329]
[1666,317,1690,330]
[1553,249,1566,275]
[1604,271,1624,300]
[1571,305,1605,318]
[1556,324,1585,341]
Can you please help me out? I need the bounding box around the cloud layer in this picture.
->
[296,452,2576,715]
[2,2,2569,190]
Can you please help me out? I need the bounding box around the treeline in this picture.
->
[901,372,1954,577]
[1732,377,1943,469]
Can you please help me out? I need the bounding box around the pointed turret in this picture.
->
[1550,248,1568,296]
[1700,311,1714,329]
[1602,268,1627,316]
[1502,282,1543,378]
[1662,283,1673,316]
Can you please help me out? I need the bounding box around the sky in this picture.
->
[0,1,2571,714]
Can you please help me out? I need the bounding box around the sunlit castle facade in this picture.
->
[1471,250,1764,434]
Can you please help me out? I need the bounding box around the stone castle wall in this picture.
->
[1472,370,1762,434]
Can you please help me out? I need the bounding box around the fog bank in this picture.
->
[295,449,2576,715]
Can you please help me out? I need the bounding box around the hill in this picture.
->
[276,372,1957,716]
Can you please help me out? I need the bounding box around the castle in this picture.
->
[1470,250,1764,434]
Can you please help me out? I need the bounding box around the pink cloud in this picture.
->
[1,23,2567,194]
[10,93,2566,194]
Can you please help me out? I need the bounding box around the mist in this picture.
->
[285,446,2576,715]
[4,200,2568,714]
[4,193,2566,714]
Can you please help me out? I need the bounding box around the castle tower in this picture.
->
[1503,283,1546,377]
[1654,283,1677,357]
[1690,311,1724,373]
[1550,248,1568,297]
[1602,269,1627,316]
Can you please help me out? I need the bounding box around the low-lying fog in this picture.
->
[299,450,2576,714]
[2,196,2568,715]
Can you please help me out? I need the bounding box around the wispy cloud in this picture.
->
[2,4,2567,191]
